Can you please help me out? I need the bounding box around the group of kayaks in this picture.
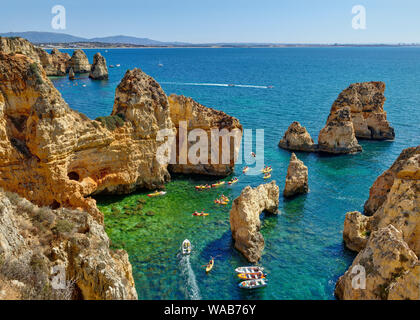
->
[236,266,268,289]
[262,166,272,179]
[214,195,230,205]
[195,177,239,190]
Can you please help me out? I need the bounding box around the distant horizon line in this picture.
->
[2,30,420,46]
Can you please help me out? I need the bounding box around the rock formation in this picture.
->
[230,181,279,263]
[0,37,70,76]
[69,67,75,80]
[68,50,91,74]
[364,146,420,215]
[168,94,243,176]
[331,82,394,140]
[336,146,420,300]
[0,190,137,300]
[284,153,309,198]
[89,53,108,80]
[278,122,316,152]
[0,53,174,221]
[335,225,419,300]
[318,107,362,154]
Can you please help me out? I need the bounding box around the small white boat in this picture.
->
[182,239,191,255]
[158,63,164,67]
[116,64,121,67]
[238,279,267,289]
[235,266,264,274]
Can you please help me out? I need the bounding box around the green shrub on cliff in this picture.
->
[29,62,43,85]
[95,114,125,131]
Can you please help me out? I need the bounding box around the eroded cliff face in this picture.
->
[284,153,309,198]
[0,190,137,300]
[0,37,70,76]
[230,182,279,263]
[168,94,242,176]
[336,146,420,300]
[318,107,362,154]
[0,53,174,222]
[278,121,316,152]
[331,82,394,140]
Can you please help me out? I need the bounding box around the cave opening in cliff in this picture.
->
[67,171,80,181]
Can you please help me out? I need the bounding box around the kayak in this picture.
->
[193,212,209,216]
[235,266,264,274]
[214,200,228,205]
[212,181,225,188]
[206,259,214,273]
[238,279,267,289]
[261,167,272,173]
[147,191,166,197]
[237,272,266,280]
[182,239,191,255]
[263,174,271,179]
[228,178,239,185]
[243,167,249,174]
[195,185,211,190]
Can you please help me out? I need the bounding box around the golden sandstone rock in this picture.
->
[278,121,316,152]
[0,53,173,222]
[337,146,420,300]
[89,52,109,80]
[284,153,309,198]
[168,94,242,176]
[68,49,91,74]
[0,190,137,300]
[230,181,279,263]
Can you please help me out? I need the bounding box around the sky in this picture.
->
[1,0,419,43]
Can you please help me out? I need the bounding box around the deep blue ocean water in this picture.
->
[50,48,420,300]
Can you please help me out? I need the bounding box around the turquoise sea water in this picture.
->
[51,48,420,300]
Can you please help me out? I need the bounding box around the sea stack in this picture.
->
[318,107,362,154]
[68,49,91,73]
[278,122,317,152]
[230,181,279,263]
[331,82,395,140]
[69,67,75,80]
[89,52,109,80]
[335,146,420,300]
[284,153,309,198]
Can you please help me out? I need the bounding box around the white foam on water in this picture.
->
[161,82,269,89]
[179,253,202,300]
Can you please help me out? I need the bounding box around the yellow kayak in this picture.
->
[147,191,166,197]
[206,259,214,273]
[261,167,272,173]
[212,181,226,188]
[263,174,271,179]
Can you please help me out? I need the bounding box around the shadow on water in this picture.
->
[282,196,306,222]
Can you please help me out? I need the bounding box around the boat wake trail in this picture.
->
[179,255,202,300]
[161,82,269,89]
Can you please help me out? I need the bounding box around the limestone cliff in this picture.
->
[318,107,362,154]
[68,50,90,74]
[0,190,137,300]
[284,153,309,198]
[89,53,108,80]
[230,182,279,263]
[336,146,420,300]
[168,94,242,176]
[331,82,394,140]
[0,37,70,76]
[0,53,174,222]
[335,225,419,300]
[278,122,316,152]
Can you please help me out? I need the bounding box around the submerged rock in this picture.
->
[318,107,362,154]
[230,181,279,263]
[335,225,419,300]
[284,153,309,198]
[0,190,137,300]
[89,53,108,80]
[168,94,242,176]
[0,54,173,221]
[278,122,316,152]
[332,82,394,140]
[68,49,90,73]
